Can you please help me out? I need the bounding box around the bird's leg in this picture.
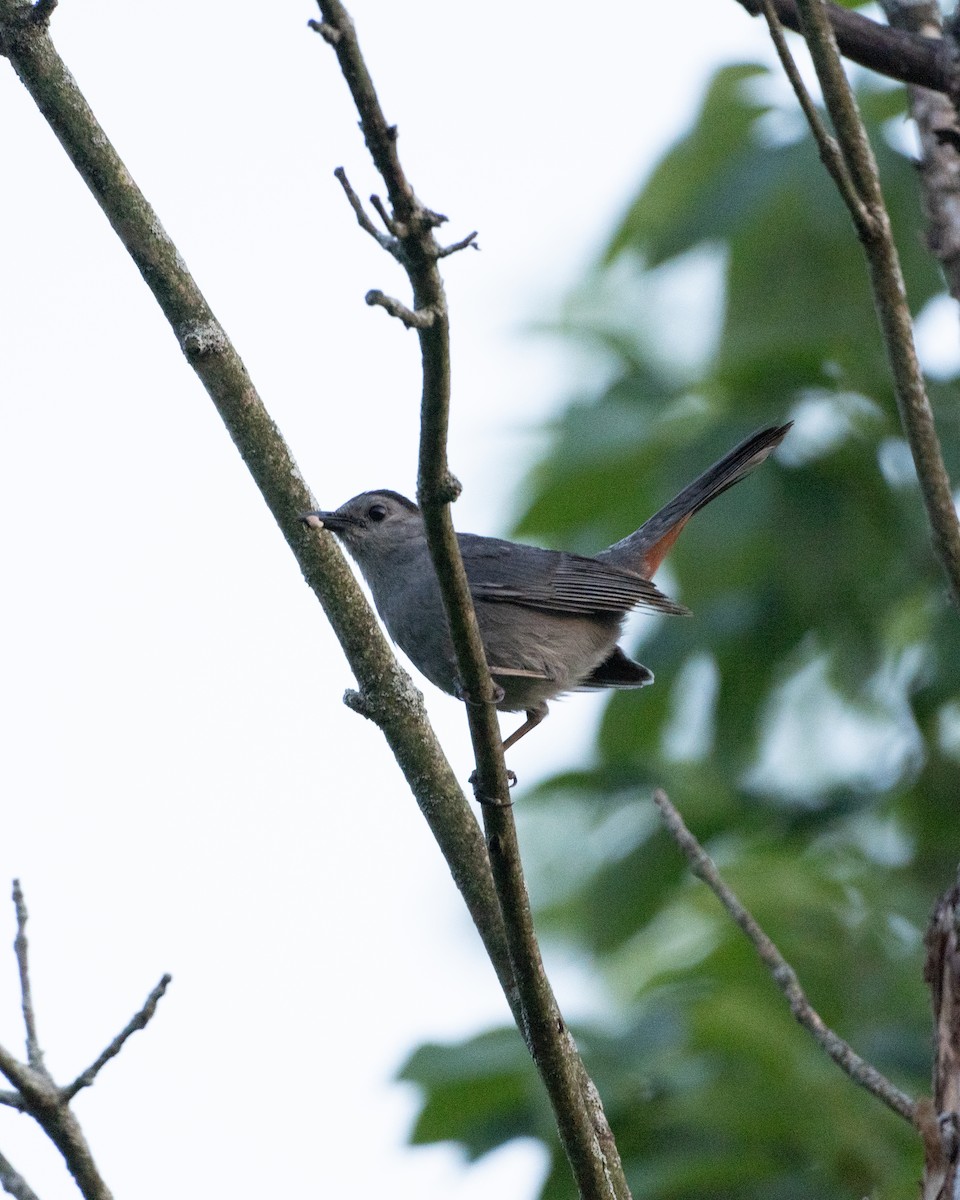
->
[501,704,548,752]
[465,701,546,802]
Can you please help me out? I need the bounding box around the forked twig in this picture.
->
[0,883,172,1200]
[774,0,960,608]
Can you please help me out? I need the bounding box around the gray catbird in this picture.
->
[305,423,790,752]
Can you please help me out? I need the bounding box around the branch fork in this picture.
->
[0,882,171,1200]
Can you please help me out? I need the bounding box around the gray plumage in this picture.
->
[306,423,790,751]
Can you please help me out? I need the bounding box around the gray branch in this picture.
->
[0,1150,41,1200]
[0,0,520,1050]
[653,790,918,1124]
[314,2,630,1194]
[882,1,960,302]
[737,0,957,93]
[764,0,960,608]
[0,884,174,1200]
[62,975,172,1101]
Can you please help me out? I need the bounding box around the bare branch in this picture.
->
[315,1,631,1194]
[882,1,960,302]
[0,0,522,1049]
[758,0,876,236]
[437,230,479,258]
[369,192,402,236]
[307,18,340,46]
[791,0,886,204]
[737,0,956,94]
[765,0,960,608]
[62,975,172,1102]
[921,869,960,1195]
[0,884,134,1200]
[332,166,399,256]
[364,288,437,328]
[11,883,42,1073]
[652,789,918,1124]
[0,1150,41,1200]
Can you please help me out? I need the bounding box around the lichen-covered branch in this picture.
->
[0,0,519,1051]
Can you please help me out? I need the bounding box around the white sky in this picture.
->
[0,3,774,1196]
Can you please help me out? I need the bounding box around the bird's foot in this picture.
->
[467,768,517,806]
[454,681,505,707]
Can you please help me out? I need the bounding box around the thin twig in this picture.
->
[11,883,42,1073]
[0,0,521,1044]
[369,193,402,236]
[770,0,960,608]
[0,1150,41,1200]
[652,789,918,1124]
[62,974,172,1101]
[332,166,398,255]
[791,0,882,204]
[364,289,437,328]
[758,0,876,235]
[0,885,128,1200]
[315,2,631,1195]
[437,230,479,258]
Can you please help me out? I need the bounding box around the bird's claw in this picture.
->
[467,768,517,806]
[454,681,505,707]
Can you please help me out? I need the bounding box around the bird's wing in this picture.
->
[460,536,688,617]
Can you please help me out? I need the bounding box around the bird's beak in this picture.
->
[299,509,348,532]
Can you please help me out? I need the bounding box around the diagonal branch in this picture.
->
[0,0,520,1040]
[0,1150,41,1200]
[765,0,960,610]
[758,0,875,235]
[62,974,172,1101]
[0,6,619,1194]
[653,789,918,1125]
[314,2,631,1195]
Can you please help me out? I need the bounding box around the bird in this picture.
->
[304,423,791,753]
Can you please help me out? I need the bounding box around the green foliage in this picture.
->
[401,60,956,1198]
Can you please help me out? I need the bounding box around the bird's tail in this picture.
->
[598,423,792,577]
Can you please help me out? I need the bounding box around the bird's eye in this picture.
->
[368,504,387,522]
